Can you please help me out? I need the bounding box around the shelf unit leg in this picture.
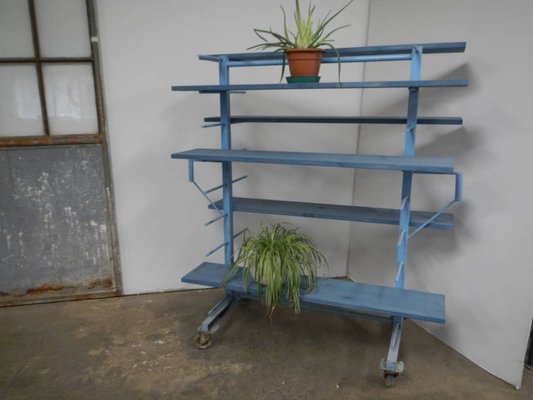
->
[380,317,405,385]
[198,293,234,333]
[384,46,422,383]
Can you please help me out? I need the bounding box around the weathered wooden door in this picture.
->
[0,0,121,304]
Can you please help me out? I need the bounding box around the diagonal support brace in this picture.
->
[187,160,248,218]
[205,175,248,194]
[409,172,464,239]
[187,162,222,214]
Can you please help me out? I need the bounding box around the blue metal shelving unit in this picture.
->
[171,42,467,386]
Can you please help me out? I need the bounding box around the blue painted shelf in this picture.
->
[209,197,454,230]
[198,42,466,62]
[182,262,446,324]
[205,115,464,125]
[171,148,455,173]
[172,80,468,93]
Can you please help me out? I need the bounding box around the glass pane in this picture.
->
[43,64,98,135]
[35,0,91,57]
[0,0,34,57]
[0,65,44,136]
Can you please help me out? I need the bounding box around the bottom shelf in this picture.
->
[182,262,445,324]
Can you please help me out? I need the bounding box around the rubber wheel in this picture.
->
[384,373,398,388]
[194,332,212,350]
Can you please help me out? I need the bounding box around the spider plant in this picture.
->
[248,0,354,79]
[223,223,327,317]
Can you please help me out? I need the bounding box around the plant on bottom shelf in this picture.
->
[223,223,327,317]
[248,0,354,81]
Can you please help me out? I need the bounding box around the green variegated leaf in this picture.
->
[223,223,327,317]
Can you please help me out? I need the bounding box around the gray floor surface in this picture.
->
[0,289,531,399]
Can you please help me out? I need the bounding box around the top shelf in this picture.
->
[198,42,467,62]
[172,41,468,93]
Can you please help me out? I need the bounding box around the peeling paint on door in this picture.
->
[0,145,118,304]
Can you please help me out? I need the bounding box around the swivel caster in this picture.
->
[384,372,398,388]
[194,331,212,350]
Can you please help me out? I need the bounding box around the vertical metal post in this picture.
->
[381,318,405,376]
[194,62,236,344]
[395,46,422,289]
[219,57,234,267]
[382,46,423,381]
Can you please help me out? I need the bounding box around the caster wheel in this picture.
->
[195,332,212,350]
[239,298,250,307]
[384,373,398,388]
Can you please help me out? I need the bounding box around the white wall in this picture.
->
[349,0,533,388]
[96,0,370,294]
[97,0,533,388]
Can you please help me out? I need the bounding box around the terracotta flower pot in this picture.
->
[285,48,324,77]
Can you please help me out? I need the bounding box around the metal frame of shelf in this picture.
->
[170,42,467,386]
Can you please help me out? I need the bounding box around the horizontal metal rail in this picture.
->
[204,115,464,126]
[171,80,469,93]
[226,54,412,68]
[0,56,93,64]
[0,134,103,148]
[197,42,466,63]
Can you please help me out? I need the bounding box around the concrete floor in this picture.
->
[0,289,531,400]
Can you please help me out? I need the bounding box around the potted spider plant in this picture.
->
[249,0,354,82]
[223,223,327,317]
